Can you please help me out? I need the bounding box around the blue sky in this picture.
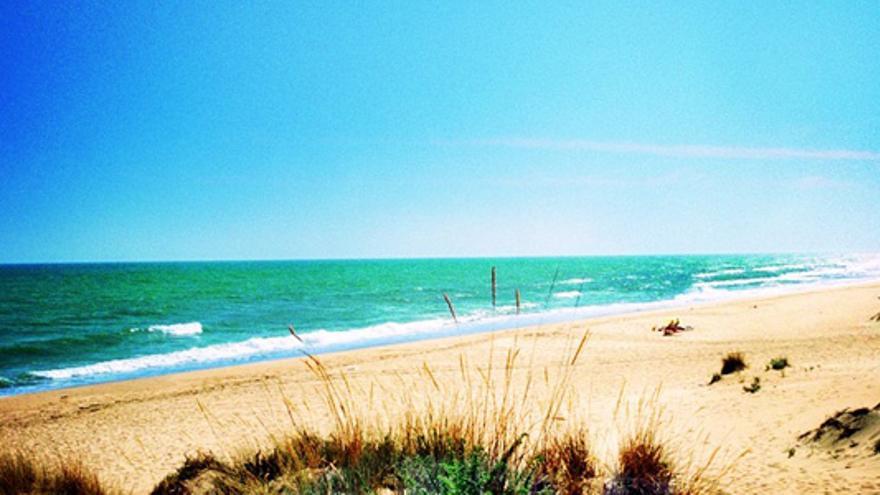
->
[1,2,878,262]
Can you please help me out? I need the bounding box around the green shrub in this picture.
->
[768,357,789,371]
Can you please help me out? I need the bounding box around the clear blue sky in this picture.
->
[1,2,878,262]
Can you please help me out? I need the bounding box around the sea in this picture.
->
[2,253,879,396]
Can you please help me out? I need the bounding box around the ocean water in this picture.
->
[1,253,879,396]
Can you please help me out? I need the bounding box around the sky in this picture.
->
[1,2,879,263]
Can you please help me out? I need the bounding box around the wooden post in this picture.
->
[515,289,521,315]
[491,266,497,309]
[443,293,458,323]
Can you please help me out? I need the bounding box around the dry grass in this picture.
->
[0,452,112,495]
[148,332,597,493]
[158,331,725,494]
[4,330,729,494]
[720,353,747,375]
[533,429,599,494]
[707,373,721,386]
[606,390,728,495]
[611,427,673,494]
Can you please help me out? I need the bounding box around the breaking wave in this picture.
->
[131,322,203,336]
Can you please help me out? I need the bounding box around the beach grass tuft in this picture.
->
[610,426,674,495]
[0,452,111,495]
[532,429,599,494]
[720,353,747,375]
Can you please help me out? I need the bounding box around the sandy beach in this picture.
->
[2,282,880,494]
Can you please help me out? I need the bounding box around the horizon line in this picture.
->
[0,250,867,266]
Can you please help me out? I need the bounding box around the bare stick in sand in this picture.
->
[491,266,497,309]
[515,288,521,315]
[443,293,458,323]
[288,324,303,343]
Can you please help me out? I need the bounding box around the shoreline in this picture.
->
[2,281,880,492]
[5,277,880,399]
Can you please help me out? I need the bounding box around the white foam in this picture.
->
[559,278,592,286]
[132,322,203,336]
[36,317,457,380]
[692,277,774,290]
[693,268,745,279]
[753,263,810,273]
[488,302,538,313]
[35,335,302,379]
[553,291,581,299]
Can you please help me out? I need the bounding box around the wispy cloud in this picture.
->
[493,169,701,189]
[791,175,854,190]
[471,138,880,161]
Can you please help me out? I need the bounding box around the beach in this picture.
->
[2,282,880,493]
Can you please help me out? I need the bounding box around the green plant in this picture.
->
[767,357,789,371]
[743,377,761,394]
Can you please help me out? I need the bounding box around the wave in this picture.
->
[553,291,581,299]
[34,317,453,380]
[693,268,745,279]
[681,255,880,304]
[692,277,774,290]
[559,278,592,286]
[690,254,880,290]
[131,322,203,336]
[492,302,538,312]
[0,372,48,389]
[752,263,810,273]
[24,253,880,388]
[34,336,302,380]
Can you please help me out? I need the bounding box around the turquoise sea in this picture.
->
[1,253,879,396]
